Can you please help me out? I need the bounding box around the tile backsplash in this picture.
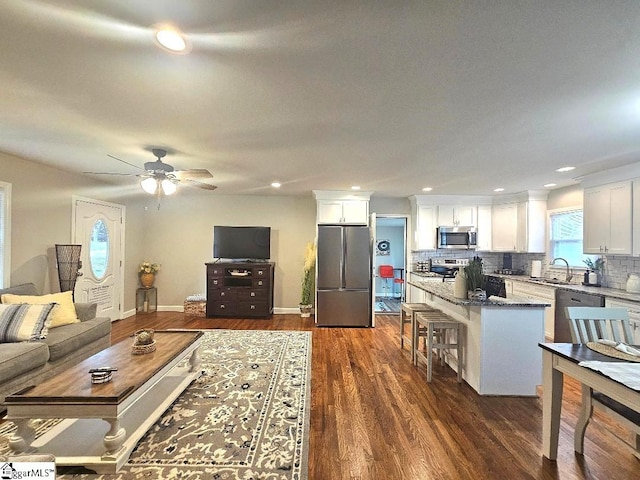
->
[411,250,640,291]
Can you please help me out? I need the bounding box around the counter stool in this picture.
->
[414,312,462,383]
[400,303,438,364]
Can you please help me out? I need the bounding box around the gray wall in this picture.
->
[0,152,320,312]
[0,151,145,309]
[138,190,316,309]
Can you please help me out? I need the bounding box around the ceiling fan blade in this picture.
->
[107,154,146,170]
[83,171,136,176]
[174,169,213,179]
[182,178,218,190]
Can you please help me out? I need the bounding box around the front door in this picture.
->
[72,197,124,321]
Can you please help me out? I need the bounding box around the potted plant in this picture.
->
[300,242,316,317]
[139,261,161,288]
[464,258,487,301]
[583,257,605,285]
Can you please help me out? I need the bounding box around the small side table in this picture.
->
[136,287,157,314]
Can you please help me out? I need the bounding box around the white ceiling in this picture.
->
[1,0,640,198]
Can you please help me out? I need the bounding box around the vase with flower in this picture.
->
[139,261,161,288]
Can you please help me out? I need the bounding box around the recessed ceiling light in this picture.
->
[271,182,281,188]
[556,166,575,172]
[421,187,433,192]
[544,183,557,188]
[153,25,190,53]
[493,188,505,192]
[351,186,361,190]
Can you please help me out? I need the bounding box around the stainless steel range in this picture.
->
[429,258,469,281]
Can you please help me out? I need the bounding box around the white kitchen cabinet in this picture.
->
[437,205,477,227]
[517,199,547,253]
[491,203,518,251]
[491,195,546,253]
[317,200,368,224]
[605,297,640,343]
[511,280,555,340]
[416,205,437,250]
[476,205,492,251]
[583,181,632,255]
[313,190,372,225]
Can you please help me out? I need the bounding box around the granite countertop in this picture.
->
[409,280,550,307]
[496,274,640,303]
[409,271,442,279]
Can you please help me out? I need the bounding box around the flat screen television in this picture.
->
[213,226,271,260]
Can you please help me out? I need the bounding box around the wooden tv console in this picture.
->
[206,262,274,318]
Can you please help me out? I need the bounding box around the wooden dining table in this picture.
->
[539,342,640,459]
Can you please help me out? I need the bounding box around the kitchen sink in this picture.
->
[530,278,569,285]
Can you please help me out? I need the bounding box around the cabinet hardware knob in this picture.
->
[251,305,255,309]
[251,292,255,297]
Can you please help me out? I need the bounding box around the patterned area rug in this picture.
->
[0,329,311,479]
[375,301,392,312]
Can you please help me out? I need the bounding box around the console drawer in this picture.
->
[238,289,267,300]
[238,301,268,316]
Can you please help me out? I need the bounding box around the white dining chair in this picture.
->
[565,306,640,459]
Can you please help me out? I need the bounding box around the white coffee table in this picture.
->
[5,330,203,474]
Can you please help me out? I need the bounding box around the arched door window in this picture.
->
[90,219,109,279]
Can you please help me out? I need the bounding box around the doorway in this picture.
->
[374,216,407,315]
[72,196,125,321]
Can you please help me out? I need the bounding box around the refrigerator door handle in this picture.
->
[341,229,346,289]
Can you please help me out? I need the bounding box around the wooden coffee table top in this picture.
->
[6,330,203,405]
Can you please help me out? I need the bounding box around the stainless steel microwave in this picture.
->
[437,226,477,250]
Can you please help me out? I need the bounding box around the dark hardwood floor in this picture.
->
[110,312,639,479]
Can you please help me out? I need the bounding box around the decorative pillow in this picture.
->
[0,303,57,342]
[1,291,79,328]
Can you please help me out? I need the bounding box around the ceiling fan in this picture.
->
[85,148,217,207]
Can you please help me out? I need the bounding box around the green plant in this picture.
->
[583,257,604,273]
[464,258,486,291]
[300,242,316,305]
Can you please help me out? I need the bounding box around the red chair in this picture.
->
[379,265,394,296]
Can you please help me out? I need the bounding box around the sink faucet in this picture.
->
[551,257,573,283]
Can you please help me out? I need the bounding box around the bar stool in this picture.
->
[379,265,394,296]
[400,303,438,364]
[393,276,405,300]
[414,312,462,383]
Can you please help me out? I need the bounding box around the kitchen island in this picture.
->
[409,279,549,396]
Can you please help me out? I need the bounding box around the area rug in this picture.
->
[0,329,312,480]
[375,301,392,312]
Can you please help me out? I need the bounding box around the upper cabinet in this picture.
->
[313,190,372,225]
[416,205,437,250]
[491,192,547,253]
[476,205,493,251]
[491,203,518,251]
[437,205,477,226]
[583,180,632,255]
[410,195,491,251]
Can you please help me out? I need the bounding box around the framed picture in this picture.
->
[376,239,390,256]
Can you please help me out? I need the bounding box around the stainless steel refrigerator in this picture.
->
[316,225,372,327]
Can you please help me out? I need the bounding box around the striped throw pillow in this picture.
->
[0,303,57,342]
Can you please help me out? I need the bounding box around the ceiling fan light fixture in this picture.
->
[161,179,177,195]
[153,25,190,53]
[141,177,158,194]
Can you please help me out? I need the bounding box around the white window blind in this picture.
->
[0,182,10,289]
[549,209,595,268]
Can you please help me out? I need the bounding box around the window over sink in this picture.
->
[549,208,597,268]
